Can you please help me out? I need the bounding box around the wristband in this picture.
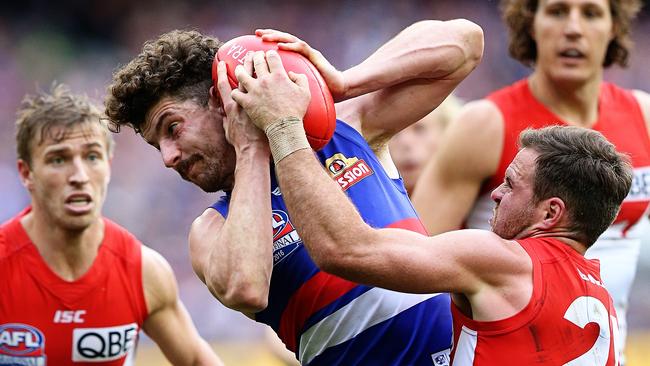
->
[264,116,311,164]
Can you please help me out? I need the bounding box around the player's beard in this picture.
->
[490,202,537,240]
[177,147,234,193]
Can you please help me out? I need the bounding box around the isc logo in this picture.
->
[54,310,86,323]
[72,323,138,362]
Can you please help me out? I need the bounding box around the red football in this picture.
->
[213,35,336,151]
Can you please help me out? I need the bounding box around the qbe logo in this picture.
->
[72,323,138,362]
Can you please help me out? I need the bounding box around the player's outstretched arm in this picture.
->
[188,54,273,315]
[257,21,484,147]
[411,99,503,234]
[336,19,484,146]
[141,246,224,366]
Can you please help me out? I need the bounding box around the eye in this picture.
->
[87,152,101,162]
[50,156,65,165]
[546,6,566,17]
[504,177,512,188]
[167,122,180,136]
[583,7,602,19]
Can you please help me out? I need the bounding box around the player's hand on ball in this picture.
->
[215,54,269,154]
[231,50,311,132]
[255,29,346,102]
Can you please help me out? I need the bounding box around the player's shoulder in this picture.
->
[141,245,177,313]
[442,98,504,151]
[457,99,503,125]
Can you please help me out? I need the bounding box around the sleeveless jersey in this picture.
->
[465,79,650,352]
[212,120,453,366]
[450,238,620,365]
[0,207,148,366]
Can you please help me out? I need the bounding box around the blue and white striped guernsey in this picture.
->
[211,120,452,366]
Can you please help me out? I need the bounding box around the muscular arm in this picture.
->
[141,246,223,366]
[273,148,529,304]
[336,19,484,147]
[411,100,503,234]
[189,146,272,314]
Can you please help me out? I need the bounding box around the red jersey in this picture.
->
[463,80,650,358]
[450,238,620,365]
[0,207,149,366]
[466,79,650,235]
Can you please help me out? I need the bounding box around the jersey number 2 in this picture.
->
[563,296,620,366]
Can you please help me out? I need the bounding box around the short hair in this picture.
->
[105,29,223,133]
[519,126,633,246]
[501,0,642,68]
[16,83,113,166]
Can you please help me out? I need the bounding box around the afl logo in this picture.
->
[272,210,295,240]
[271,210,302,264]
[0,323,45,356]
[328,159,347,174]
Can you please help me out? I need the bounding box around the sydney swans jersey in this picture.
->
[0,208,148,366]
[466,79,650,350]
[212,120,452,366]
[451,238,620,365]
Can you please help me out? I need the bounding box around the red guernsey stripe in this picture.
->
[278,272,358,352]
[386,217,428,235]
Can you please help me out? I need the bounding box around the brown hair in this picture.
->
[105,29,222,133]
[501,0,642,67]
[16,83,113,166]
[519,126,633,246]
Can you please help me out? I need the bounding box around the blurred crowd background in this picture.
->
[1,0,649,364]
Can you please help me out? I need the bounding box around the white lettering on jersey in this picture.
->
[53,310,86,323]
[577,268,604,288]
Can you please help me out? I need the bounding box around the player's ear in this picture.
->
[539,197,565,229]
[17,159,34,192]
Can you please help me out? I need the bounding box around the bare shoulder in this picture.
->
[436,99,504,178]
[190,208,225,233]
[450,99,503,137]
[141,245,177,315]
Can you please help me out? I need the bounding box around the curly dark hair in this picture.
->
[105,29,223,133]
[501,0,642,68]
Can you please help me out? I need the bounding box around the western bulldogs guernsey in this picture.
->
[212,120,452,366]
[465,79,650,354]
[0,207,148,366]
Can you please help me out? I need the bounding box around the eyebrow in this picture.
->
[43,142,104,155]
[144,111,174,146]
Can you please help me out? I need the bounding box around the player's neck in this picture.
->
[528,72,601,128]
[527,230,587,255]
[21,209,104,281]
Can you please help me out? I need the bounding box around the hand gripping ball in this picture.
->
[213,35,336,151]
